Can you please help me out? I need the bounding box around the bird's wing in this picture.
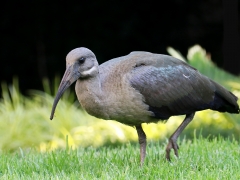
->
[129,55,215,119]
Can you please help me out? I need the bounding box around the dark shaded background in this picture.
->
[0,0,239,94]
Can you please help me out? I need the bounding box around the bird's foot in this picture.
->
[165,138,179,161]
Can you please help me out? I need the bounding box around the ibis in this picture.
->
[50,47,239,165]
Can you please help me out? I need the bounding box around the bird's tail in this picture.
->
[211,80,239,114]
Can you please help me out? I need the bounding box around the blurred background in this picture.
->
[1,0,239,93]
[0,0,239,151]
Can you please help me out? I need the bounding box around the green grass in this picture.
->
[0,137,240,179]
[0,45,239,179]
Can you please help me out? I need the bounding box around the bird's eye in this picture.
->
[78,57,85,64]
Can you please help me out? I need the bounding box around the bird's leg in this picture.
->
[136,125,147,166]
[166,112,195,161]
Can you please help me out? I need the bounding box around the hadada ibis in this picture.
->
[50,47,239,165]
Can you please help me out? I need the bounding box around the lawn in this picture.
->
[0,45,239,179]
[1,137,240,179]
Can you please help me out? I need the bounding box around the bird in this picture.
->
[50,47,239,165]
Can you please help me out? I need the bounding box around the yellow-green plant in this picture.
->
[0,45,239,152]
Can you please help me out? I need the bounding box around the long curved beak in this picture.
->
[50,64,80,120]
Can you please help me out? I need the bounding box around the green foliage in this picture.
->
[0,45,239,152]
[0,78,139,151]
[0,137,240,179]
[187,45,240,88]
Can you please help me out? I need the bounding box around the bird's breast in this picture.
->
[104,73,158,125]
[75,75,155,126]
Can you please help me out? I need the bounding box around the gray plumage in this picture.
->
[50,47,239,165]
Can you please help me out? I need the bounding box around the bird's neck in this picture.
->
[75,75,109,119]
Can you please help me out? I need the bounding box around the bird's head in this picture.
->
[50,47,98,120]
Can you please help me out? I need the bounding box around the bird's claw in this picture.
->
[165,138,179,161]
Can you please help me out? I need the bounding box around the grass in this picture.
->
[0,45,239,179]
[0,136,240,179]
